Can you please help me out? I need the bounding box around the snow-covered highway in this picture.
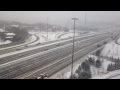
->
[0,32,112,79]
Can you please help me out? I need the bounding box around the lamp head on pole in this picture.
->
[72,18,79,21]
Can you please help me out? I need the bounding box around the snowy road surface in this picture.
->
[0,33,99,60]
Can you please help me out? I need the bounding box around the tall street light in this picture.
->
[84,11,87,27]
[71,18,79,78]
[47,18,48,41]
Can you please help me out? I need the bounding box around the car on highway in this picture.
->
[56,44,61,47]
[104,41,107,44]
[25,45,28,47]
[36,42,41,45]
[43,48,48,51]
[97,44,101,47]
[16,48,22,51]
[19,54,24,57]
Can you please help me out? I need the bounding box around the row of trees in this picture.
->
[0,32,6,41]
[6,27,29,42]
[108,56,120,62]
[87,57,102,68]
[70,57,102,79]
[107,61,120,71]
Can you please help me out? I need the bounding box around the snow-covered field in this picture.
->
[101,41,120,59]
[28,34,46,46]
[50,53,115,79]
[62,55,115,79]
[59,33,80,39]
[29,31,65,41]
[91,39,120,79]
[0,40,12,45]
[92,69,120,79]
[29,30,95,42]
[0,28,5,32]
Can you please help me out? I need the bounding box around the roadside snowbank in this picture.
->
[0,29,5,32]
[0,40,12,45]
[118,39,120,44]
[59,33,79,39]
[101,41,120,59]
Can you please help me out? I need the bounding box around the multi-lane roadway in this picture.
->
[0,31,113,79]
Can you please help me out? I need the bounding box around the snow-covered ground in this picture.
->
[25,35,37,44]
[90,39,120,79]
[28,34,46,46]
[5,33,16,36]
[50,35,120,79]
[0,28,5,32]
[50,54,115,79]
[0,40,12,45]
[59,33,79,39]
[92,69,120,79]
[64,56,114,79]
[101,41,120,59]
[117,39,120,44]
[29,31,65,41]
[91,59,114,78]
[29,30,96,41]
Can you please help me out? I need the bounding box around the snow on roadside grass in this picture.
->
[101,40,120,59]
[118,38,120,44]
[62,54,114,79]
[0,28,5,32]
[62,55,97,79]
[0,40,12,45]
[59,33,79,39]
[92,69,120,79]
[102,60,114,72]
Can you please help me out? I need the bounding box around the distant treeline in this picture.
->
[0,32,6,41]
[6,27,29,42]
[0,20,69,32]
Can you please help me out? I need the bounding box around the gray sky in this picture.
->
[0,11,120,26]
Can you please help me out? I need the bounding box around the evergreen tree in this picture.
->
[69,74,77,79]
[95,59,102,68]
[75,66,82,76]
[80,71,92,79]
[96,50,101,56]
[81,61,90,72]
[88,57,95,65]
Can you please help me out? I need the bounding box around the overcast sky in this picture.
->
[0,11,120,26]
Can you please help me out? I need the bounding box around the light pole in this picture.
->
[46,18,49,41]
[84,11,87,27]
[71,18,79,78]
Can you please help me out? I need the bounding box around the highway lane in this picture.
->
[0,34,40,55]
[0,33,103,65]
[0,32,73,55]
[19,38,110,79]
[0,34,110,79]
[0,32,94,55]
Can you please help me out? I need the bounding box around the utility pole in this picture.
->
[71,18,79,78]
[47,18,48,41]
[84,11,87,27]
